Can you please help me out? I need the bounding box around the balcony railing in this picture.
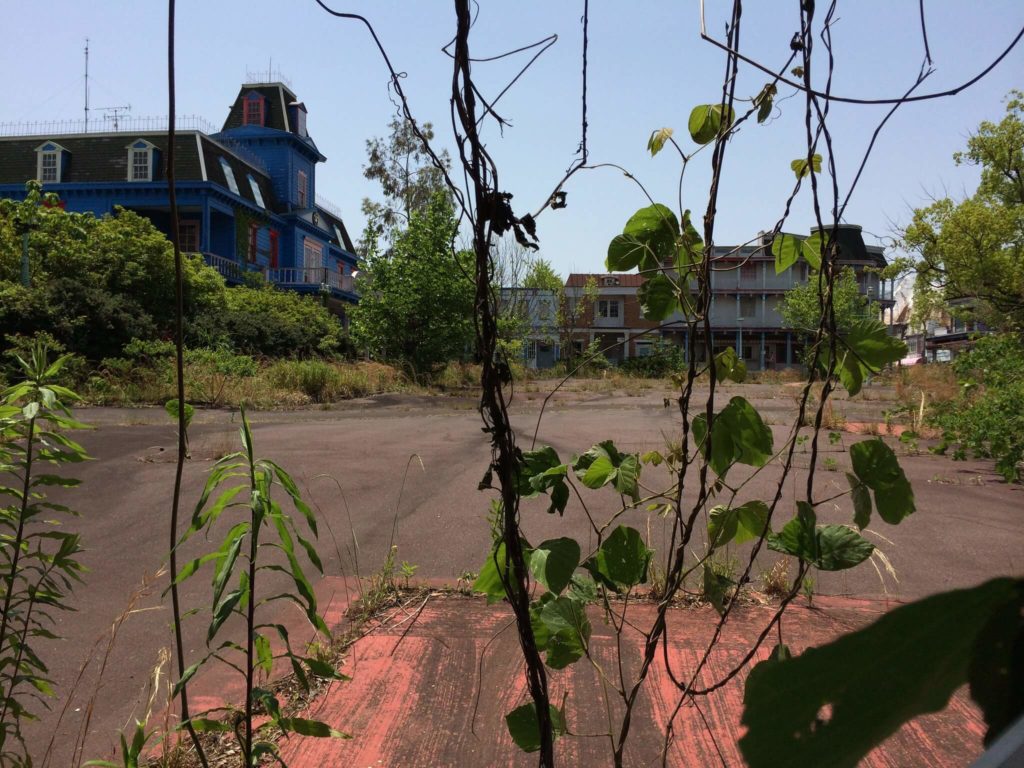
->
[266,267,354,294]
[201,252,245,283]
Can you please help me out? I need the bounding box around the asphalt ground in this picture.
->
[19,386,1024,763]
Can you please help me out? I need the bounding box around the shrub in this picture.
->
[199,285,343,358]
[267,359,342,402]
[931,334,1024,481]
[619,340,685,378]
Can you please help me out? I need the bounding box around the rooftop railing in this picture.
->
[0,115,217,138]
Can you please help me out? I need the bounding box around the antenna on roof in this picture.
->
[83,39,89,133]
[97,104,132,131]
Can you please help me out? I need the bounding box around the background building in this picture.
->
[564,225,895,370]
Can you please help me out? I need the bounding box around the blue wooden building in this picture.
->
[0,81,358,318]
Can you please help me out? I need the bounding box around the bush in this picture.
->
[199,286,343,358]
[267,359,342,402]
[619,340,685,378]
[931,334,1024,481]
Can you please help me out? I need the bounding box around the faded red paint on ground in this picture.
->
[247,587,986,768]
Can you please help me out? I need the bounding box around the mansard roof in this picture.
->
[222,82,297,133]
[0,131,276,211]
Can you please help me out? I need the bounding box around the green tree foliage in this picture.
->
[932,333,1024,481]
[0,183,343,361]
[523,258,562,292]
[780,267,877,334]
[197,285,342,358]
[361,116,452,239]
[0,184,223,361]
[349,193,474,373]
[901,93,1024,331]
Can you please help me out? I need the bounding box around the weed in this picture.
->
[400,561,419,589]
[823,457,839,472]
[760,559,790,600]
[802,575,816,605]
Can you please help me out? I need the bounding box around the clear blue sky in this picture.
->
[1,1,1021,278]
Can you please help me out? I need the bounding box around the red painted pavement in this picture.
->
[258,587,986,768]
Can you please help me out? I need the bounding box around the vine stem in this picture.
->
[165,1,208,764]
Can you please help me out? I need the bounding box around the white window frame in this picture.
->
[303,238,323,273]
[247,174,265,208]
[35,142,66,184]
[597,299,620,319]
[219,157,239,195]
[178,220,200,252]
[297,169,308,208]
[126,139,156,182]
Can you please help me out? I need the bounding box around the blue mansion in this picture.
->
[0,81,358,317]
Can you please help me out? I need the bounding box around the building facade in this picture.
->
[0,81,358,318]
[564,225,896,371]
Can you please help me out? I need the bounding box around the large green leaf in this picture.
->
[638,274,679,320]
[583,525,651,592]
[703,564,735,616]
[278,717,349,738]
[714,346,747,383]
[693,397,774,477]
[518,446,570,515]
[850,438,915,525]
[528,538,581,595]
[772,233,802,274]
[473,541,529,604]
[708,500,770,547]
[834,319,907,397]
[614,203,679,272]
[768,503,874,571]
[688,103,735,144]
[740,579,1024,768]
[814,525,875,571]
[537,595,591,669]
[607,234,654,272]
[573,441,640,500]
[505,702,567,753]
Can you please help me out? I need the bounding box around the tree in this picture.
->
[524,258,562,292]
[361,116,452,240]
[560,275,599,369]
[780,267,877,334]
[900,93,1024,331]
[349,192,474,373]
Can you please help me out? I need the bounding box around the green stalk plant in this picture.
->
[171,410,347,764]
[0,340,88,766]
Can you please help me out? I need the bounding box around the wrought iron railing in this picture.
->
[0,115,217,137]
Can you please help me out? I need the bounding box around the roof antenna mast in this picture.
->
[84,38,90,133]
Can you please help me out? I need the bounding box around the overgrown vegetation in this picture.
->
[932,334,1024,481]
[0,185,343,364]
[0,341,87,765]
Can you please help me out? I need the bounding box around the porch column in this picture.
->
[760,331,766,371]
[201,201,211,252]
[736,327,742,358]
[786,332,793,365]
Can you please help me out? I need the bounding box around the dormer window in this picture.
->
[243,92,265,126]
[35,141,67,183]
[603,276,620,287]
[247,174,265,208]
[126,139,157,182]
[289,102,308,137]
[219,157,239,195]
